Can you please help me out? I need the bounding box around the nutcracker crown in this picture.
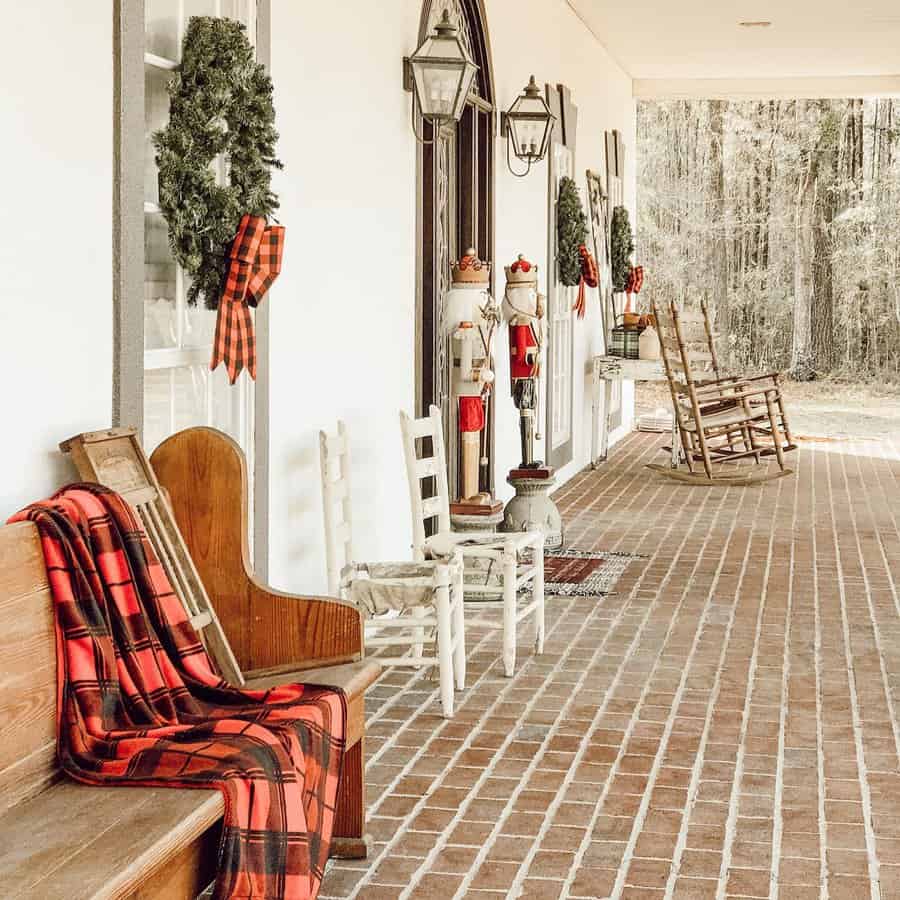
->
[451,248,491,285]
[504,254,539,286]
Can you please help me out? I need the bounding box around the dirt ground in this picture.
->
[636,378,900,441]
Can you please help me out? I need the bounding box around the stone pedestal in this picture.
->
[450,508,504,534]
[500,474,563,550]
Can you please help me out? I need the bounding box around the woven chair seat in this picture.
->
[344,561,459,617]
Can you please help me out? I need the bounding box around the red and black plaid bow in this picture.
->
[573,244,599,320]
[626,265,644,295]
[211,214,285,384]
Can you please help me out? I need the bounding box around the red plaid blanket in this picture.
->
[9,484,344,900]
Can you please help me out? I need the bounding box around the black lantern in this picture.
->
[405,10,479,143]
[501,76,556,177]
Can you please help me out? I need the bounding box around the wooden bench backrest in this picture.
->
[0,521,58,815]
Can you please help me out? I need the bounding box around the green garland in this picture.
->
[153,17,283,308]
[610,205,635,293]
[556,176,588,287]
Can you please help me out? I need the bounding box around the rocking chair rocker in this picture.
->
[649,298,796,486]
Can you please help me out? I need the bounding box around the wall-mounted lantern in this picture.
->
[501,76,556,177]
[404,9,479,144]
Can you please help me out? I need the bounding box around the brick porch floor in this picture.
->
[323,431,900,900]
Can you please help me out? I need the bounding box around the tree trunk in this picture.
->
[813,110,838,374]
[708,100,729,337]
[792,105,818,381]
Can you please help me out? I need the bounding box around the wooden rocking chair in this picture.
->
[60,426,380,859]
[649,299,796,486]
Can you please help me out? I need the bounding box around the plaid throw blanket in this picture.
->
[10,484,344,900]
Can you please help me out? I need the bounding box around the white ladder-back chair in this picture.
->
[399,406,545,677]
[320,422,465,718]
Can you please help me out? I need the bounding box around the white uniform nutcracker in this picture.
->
[440,248,501,515]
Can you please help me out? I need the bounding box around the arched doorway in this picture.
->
[416,0,496,492]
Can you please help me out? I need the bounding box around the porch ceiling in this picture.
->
[569,0,900,98]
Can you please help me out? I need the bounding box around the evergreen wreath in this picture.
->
[556,176,588,287]
[153,16,283,308]
[610,205,635,293]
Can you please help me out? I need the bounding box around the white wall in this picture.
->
[0,1,632,588]
[0,4,113,516]
[267,0,635,594]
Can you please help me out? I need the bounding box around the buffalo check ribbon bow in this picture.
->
[573,244,599,320]
[210,214,285,384]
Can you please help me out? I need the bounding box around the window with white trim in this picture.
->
[142,0,257,461]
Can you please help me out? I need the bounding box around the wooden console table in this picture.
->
[590,355,680,469]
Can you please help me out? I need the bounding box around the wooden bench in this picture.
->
[0,431,381,898]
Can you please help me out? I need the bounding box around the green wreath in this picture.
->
[153,16,283,308]
[610,205,635,293]
[557,176,588,287]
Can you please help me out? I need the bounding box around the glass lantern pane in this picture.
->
[418,33,463,61]
[508,118,531,156]
[413,62,463,120]
[451,62,478,120]
[144,212,177,350]
[145,0,180,60]
[537,117,555,158]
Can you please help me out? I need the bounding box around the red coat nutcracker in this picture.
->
[502,255,546,470]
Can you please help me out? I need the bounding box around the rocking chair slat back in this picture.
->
[700,297,724,378]
[654,301,713,394]
[59,428,244,685]
[320,421,355,598]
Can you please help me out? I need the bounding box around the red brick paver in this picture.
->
[322,433,899,899]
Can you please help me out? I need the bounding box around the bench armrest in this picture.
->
[151,428,363,676]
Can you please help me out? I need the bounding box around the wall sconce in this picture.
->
[404,9,479,144]
[501,76,556,177]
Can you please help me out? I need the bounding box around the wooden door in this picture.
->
[605,130,626,433]
[417,0,496,493]
[545,84,578,470]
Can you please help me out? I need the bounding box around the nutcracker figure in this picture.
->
[440,248,502,518]
[500,254,563,548]
[502,255,546,470]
